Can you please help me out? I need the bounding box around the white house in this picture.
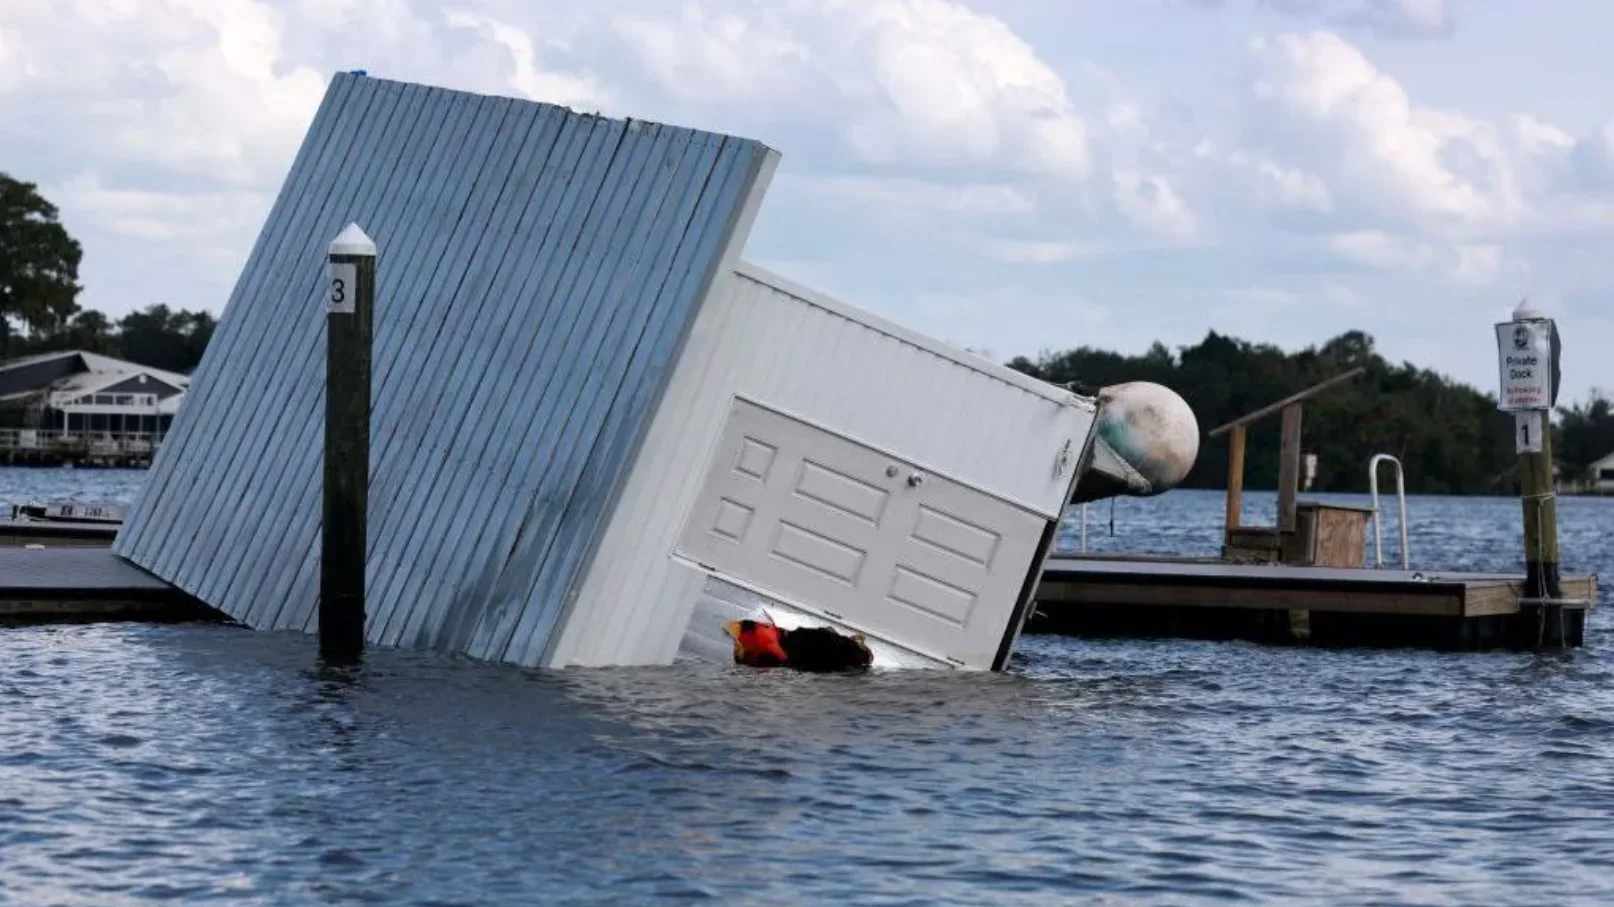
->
[1590,450,1614,494]
[0,349,189,437]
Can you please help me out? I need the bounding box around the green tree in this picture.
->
[5,300,216,374]
[0,174,82,356]
[1008,329,1523,495]
[58,309,114,354]
[176,310,215,372]
[1555,390,1614,482]
[114,304,212,373]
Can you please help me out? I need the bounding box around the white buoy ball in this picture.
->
[1089,381,1200,495]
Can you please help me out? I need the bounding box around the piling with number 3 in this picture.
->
[321,223,375,661]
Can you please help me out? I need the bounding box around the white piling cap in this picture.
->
[1512,296,1545,320]
[329,222,377,257]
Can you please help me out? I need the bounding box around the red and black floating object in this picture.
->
[722,617,874,673]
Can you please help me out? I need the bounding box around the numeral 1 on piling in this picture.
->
[1515,410,1542,454]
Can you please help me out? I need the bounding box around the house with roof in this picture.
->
[1588,450,1614,494]
[0,350,188,437]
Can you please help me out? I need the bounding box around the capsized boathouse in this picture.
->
[110,72,1133,671]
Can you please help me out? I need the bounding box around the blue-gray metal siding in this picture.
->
[112,72,776,665]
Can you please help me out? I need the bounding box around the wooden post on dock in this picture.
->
[1520,427,1559,596]
[1277,404,1302,533]
[1224,425,1246,530]
[1210,367,1363,544]
[1495,298,1565,638]
[321,223,375,661]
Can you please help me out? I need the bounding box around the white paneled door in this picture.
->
[673,396,1051,669]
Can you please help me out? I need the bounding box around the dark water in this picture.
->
[2,471,1612,906]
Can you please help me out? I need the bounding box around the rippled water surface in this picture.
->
[3,471,1612,906]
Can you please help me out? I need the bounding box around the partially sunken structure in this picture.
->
[113,72,1122,670]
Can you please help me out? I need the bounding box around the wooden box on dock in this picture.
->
[1222,501,1372,568]
[1288,501,1373,568]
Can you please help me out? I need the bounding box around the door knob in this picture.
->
[907,472,925,487]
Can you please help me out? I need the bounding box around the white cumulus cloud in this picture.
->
[1185,0,1458,38]
[52,172,272,243]
[614,0,1094,179]
[1329,230,1438,270]
[1,0,328,186]
[1113,170,1199,241]
[611,3,814,107]
[1246,30,1528,229]
[830,0,1092,177]
[788,175,1039,217]
[2,0,1612,404]
[444,9,609,109]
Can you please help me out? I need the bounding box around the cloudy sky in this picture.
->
[3,0,1611,404]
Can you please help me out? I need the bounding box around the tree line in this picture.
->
[1007,331,1614,495]
[1,171,213,374]
[9,303,215,376]
[6,168,1610,491]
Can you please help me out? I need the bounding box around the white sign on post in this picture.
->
[328,261,357,314]
[1515,410,1543,453]
[1494,318,1551,411]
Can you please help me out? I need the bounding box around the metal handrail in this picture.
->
[1368,453,1409,569]
[1206,367,1367,437]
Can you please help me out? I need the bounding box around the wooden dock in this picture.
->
[0,518,120,548]
[0,428,161,468]
[0,525,1597,652]
[1012,372,1590,651]
[1029,555,1599,649]
[0,547,219,624]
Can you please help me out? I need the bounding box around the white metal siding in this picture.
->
[545,263,1095,668]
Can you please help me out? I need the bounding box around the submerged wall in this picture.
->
[112,72,778,665]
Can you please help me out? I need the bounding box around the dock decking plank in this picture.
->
[1046,556,1518,591]
[0,547,173,594]
[1042,556,1597,612]
[1036,577,1466,616]
[0,521,120,547]
[0,546,1597,645]
[1032,555,1598,649]
[0,548,224,623]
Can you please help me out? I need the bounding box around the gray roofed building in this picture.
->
[0,349,188,436]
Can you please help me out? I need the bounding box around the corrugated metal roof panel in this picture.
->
[112,72,777,665]
[0,350,85,372]
[545,263,1097,668]
[75,352,193,388]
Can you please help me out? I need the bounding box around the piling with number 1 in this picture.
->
[1494,297,1567,642]
[321,223,375,661]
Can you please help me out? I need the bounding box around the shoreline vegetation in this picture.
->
[1006,332,1613,497]
[1,173,212,376]
[5,171,1611,494]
